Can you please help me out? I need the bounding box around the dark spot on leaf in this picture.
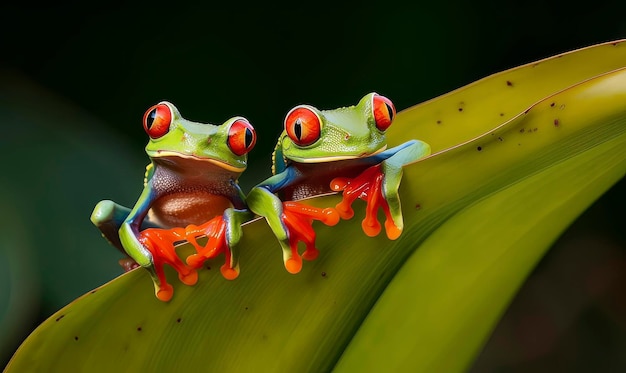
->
[550,102,555,107]
[206,266,211,270]
[477,146,482,151]
[415,204,421,210]
[554,119,559,127]
[499,113,504,117]
[90,290,97,294]
[533,128,538,132]
[177,318,182,323]
[74,336,79,341]
[436,120,441,124]
[458,107,463,112]
[520,128,525,133]
[245,307,249,310]
[56,315,65,322]
[498,137,503,141]
[506,80,513,86]
[321,272,327,277]
[137,327,142,332]
[524,108,530,114]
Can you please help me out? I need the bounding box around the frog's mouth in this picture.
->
[288,145,387,164]
[150,151,245,172]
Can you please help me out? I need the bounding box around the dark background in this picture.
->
[1,2,626,371]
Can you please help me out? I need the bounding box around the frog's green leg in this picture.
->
[223,208,253,275]
[93,198,196,301]
[247,186,289,242]
[331,140,430,240]
[248,187,294,271]
[116,185,186,302]
[184,208,253,280]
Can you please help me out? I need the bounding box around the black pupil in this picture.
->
[245,128,253,148]
[294,119,302,140]
[385,103,394,121]
[147,108,157,129]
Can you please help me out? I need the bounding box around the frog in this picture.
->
[91,101,256,301]
[246,92,431,274]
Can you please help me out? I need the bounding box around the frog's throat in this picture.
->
[148,151,245,172]
[288,145,387,164]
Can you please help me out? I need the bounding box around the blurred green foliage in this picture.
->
[1,2,625,371]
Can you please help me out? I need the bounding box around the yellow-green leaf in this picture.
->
[6,40,626,372]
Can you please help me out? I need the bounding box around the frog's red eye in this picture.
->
[228,118,256,156]
[284,105,322,147]
[143,103,172,139]
[372,94,396,131]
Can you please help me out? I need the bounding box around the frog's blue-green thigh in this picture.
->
[91,200,160,253]
[374,139,431,228]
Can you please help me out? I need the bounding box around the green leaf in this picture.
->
[6,40,626,372]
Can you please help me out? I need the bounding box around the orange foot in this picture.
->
[183,216,239,281]
[281,201,340,274]
[139,228,199,302]
[330,164,402,240]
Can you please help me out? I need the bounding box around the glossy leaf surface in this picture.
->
[6,40,626,372]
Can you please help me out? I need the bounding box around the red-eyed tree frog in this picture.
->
[91,102,256,301]
[246,92,431,274]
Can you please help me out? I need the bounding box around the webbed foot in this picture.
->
[280,201,340,274]
[138,228,198,302]
[330,164,402,240]
[183,216,240,280]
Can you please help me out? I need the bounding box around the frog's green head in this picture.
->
[143,102,256,172]
[278,92,396,164]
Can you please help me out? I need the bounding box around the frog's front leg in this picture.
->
[183,208,253,280]
[247,185,339,274]
[118,186,197,302]
[331,140,431,239]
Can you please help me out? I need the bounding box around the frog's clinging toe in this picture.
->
[220,264,240,280]
[385,220,402,240]
[285,257,303,274]
[362,218,382,237]
[155,284,174,302]
[178,270,198,286]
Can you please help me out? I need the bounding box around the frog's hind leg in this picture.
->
[91,200,160,271]
[91,200,131,251]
